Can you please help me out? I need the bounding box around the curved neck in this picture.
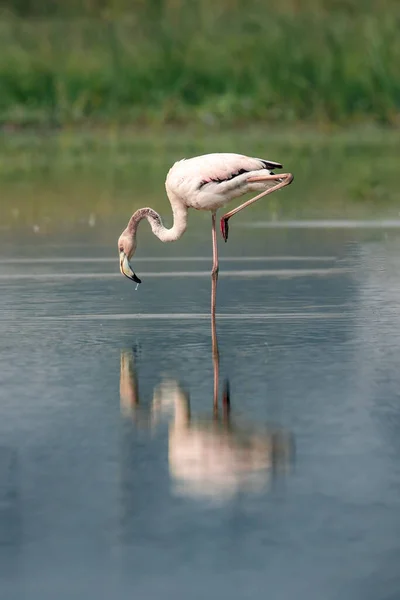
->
[127,205,188,243]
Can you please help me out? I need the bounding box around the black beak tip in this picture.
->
[133,273,141,284]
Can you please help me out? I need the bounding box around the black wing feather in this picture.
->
[198,156,282,189]
[260,159,283,170]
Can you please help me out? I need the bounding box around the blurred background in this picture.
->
[0,0,399,240]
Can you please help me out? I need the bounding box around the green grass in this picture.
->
[0,2,400,127]
[1,126,399,235]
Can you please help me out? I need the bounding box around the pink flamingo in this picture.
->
[118,152,294,288]
[118,155,294,444]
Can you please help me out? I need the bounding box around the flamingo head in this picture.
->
[118,233,141,284]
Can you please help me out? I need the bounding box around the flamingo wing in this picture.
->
[198,154,282,188]
[165,152,284,211]
[168,153,282,188]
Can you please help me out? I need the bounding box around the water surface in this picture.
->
[1,226,400,599]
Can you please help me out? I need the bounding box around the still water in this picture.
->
[1,224,400,599]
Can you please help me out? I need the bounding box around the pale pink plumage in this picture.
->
[118,152,293,294]
[165,152,283,212]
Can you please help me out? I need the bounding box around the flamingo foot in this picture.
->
[220,217,229,242]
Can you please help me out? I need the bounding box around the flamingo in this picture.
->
[118,153,294,287]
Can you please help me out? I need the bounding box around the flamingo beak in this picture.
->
[119,251,141,284]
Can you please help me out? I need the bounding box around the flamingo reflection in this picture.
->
[151,378,293,501]
[119,330,293,502]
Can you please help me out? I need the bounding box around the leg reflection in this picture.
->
[211,292,219,416]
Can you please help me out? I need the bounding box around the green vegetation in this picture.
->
[0,1,398,232]
[1,127,399,234]
[0,0,399,127]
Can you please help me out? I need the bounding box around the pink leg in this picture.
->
[211,212,220,410]
[211,211,219,277]
[220,172,294,242]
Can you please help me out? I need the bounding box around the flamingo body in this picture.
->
[118,152,293,287]
[165,153,283,212]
